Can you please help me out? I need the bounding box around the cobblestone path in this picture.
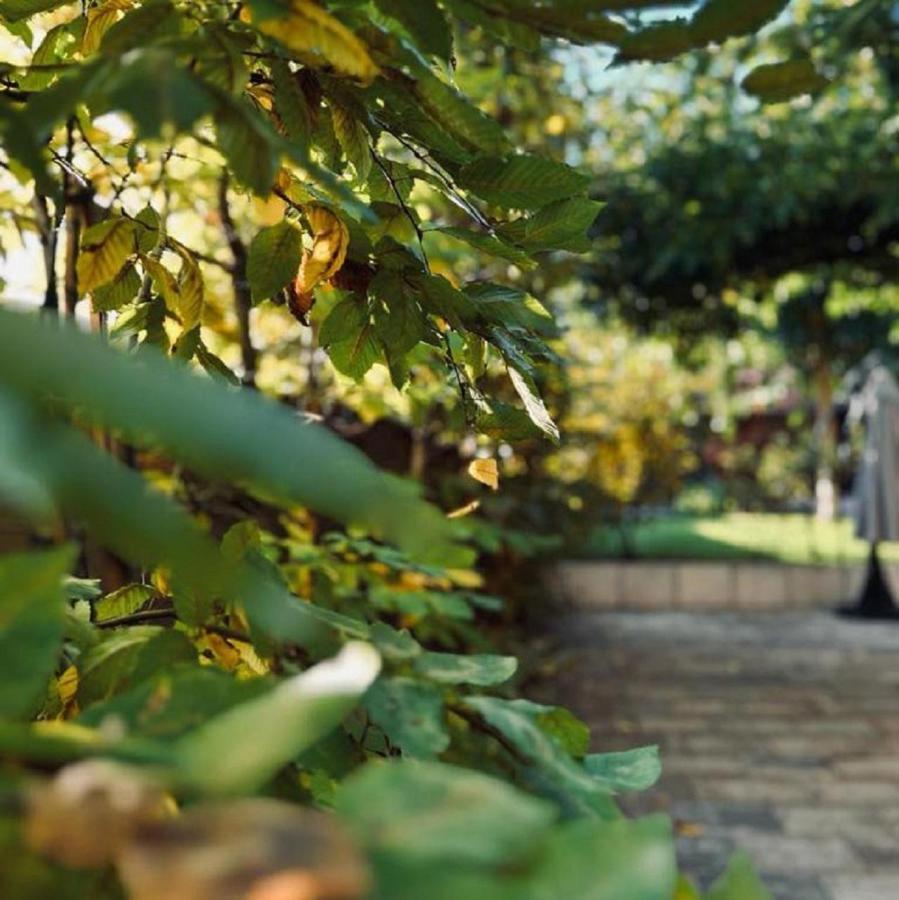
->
[533,611,899,900]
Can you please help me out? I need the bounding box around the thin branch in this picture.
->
[448,702,532,767]
[218,172,258,388]
[96,608,175,628]
[371,148,475,426]
[392,132,495,233]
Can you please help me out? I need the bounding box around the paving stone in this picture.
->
[828,872,899,900]
[758,874,834,900]
[720,827,857,874]
[532,609,899,896]
[833,755,899,781]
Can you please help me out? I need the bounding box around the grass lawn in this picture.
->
[584,513,899,566]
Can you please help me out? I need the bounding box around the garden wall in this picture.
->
[548,560,892,611]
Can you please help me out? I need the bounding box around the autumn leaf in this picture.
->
[251,0,379,86]
[447,500,480,519]
[25,761,170,869]
[288,205,349,321]
[81,0,132,55]
[118,799,369,900]
[468,457,499,490]
[77,218,136,293]
[56,664,79,709]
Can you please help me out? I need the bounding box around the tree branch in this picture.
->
[218,172,257,388]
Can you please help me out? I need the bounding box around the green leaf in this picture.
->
[364,677,449,759]
[414,71,511,157]
[413,652,517,686]
[466,282,556,335]
[375,0,452,61]
[458,154,590,210]
[371,270,428,355]
[691,0,790,45]
[498,197,603,253]
[247,220,303,303]
[20,22,77,91]
[707,852,773,900]
[528,815,677,900]
[410,271,478,330]
[335,759,557,865]
[508,366,559,442]
[193,23,248,94]
[174,642,380,794]
[134,204,162,254]
[514,699,591,757]
[78,665,270,740]
[98,0,180,56]
[447,0,540,51]
[463,696,616,818]
[0,389,56,520]
[429,226,537,269]
[476,399,544,442]
[0,103,56,197]
[583,745,662,793]
[78,628,194,707]
[0,547,73,719]
[272,58,312,154]
[323,298,384,380]
[215,95,280,195]
[331,99,372,182]
[0,310,457,562]
[741,58,830,103]
[370,78,472,166]
[92,583,156,623]
[615,20,696,62]
[103,49,212,137]
[0,0,67,21]
[91,262,141,312]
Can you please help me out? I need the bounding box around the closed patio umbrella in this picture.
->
[841,366,899,618]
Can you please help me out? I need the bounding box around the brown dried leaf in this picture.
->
[118,798,369,900]
[287,206,349,323]
[25,761,169,868]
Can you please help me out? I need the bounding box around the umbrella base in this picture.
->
[837,543,899,621]
[837,602,899,621]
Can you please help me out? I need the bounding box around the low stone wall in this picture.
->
[548,560,893,611]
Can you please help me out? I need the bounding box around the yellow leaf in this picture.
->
[447,499,480,519]
[141,255,178,308]
[468,457,499,490]
[446,568,483,589]
[57,664,78,706]
[81,0,132,55]
[253,0,379,85]
[289,205,349,315]
[173,245,204,331]
[77,218,135,293]
[198,632,242,670]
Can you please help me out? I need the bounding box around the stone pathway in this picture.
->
[532,611,899,900]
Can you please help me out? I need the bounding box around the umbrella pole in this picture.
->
[839,541,899,620]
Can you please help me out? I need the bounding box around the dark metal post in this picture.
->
[839,541,899,620]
